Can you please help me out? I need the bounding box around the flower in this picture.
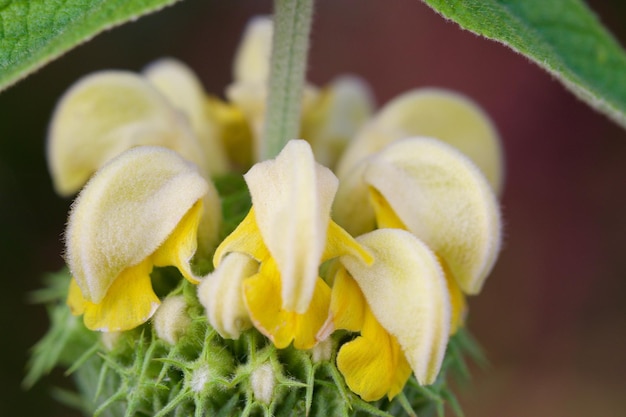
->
[318,228,451,401]
[66,146,220,332]
[198,140,372,349]
[46,67,221,196]
[333,90,503,333]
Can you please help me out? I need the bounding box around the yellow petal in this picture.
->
[205,96,254,169]
[337,88,503,193]
[327,267,367,333]
[440,258,468,335]
[368,187,407,229]
[301,76,374,168]
[67,278,86,316]
[336,309,411,401]
[322,220,374,265]
[341,229,451,385]
[365,137,501,294]
[80,259,159,332]
[66,146,209,303]
[212,208,270,266]
[243,259,331,349]
[244,140,338,313]
[143,58,229,175]
[47,71,207,195]
[197,252,258,339]
[151,200,203,284]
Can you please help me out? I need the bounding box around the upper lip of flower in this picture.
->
[65,146,218,332]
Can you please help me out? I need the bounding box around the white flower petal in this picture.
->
[341,228,451,385]
[66,146,209,303]
[365,137,502,294]
[337,88,503,193]
[47,71,207,195]
[244,140,338,313]
[303,75,374,168]
[233,16,273,84]
[144,58,228,174]
[197,253,257,339]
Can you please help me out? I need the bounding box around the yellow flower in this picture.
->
[46,67,224,196]
[199,140,371,349]
[66,146,221,332]
[333,91,503,333]
[318,229,451,401]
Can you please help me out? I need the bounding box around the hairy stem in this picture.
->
[261,0,314,160]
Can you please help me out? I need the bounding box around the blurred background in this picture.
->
[1,0,625,416]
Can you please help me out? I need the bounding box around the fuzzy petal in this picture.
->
[66,146,209,303]
[332,159,377,236]
[198,252,258,339]
[78,259,159,332]
[365,137,501,295]
[47,71,207,195]
[144,58,228,174]
[337,88,503,193]
[341,229,451,385]
[302,76,374,168]
[244,140,338,313]
[232,16,273,84]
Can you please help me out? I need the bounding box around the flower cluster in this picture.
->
[50,17,502,404]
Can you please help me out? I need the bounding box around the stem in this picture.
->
[261,0,314,160]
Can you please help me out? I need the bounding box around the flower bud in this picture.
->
[153,295,191,345]
[251,363,275,405]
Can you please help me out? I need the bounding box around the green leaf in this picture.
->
[0,0,181,93]
[421,0,626,128]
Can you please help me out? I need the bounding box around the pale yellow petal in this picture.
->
[197,252,258,339]
[365,137,501,294]
[66,146,209,303]
[301,75,374,168]
[144,58,228,174]
[244,140,338,313]
[332,159,377,236]
[233,16,273,84]
[81,259,159,332]
[337,88,503,193]
[341,229,451,385]
[47,71,207,195]
[153,295,191,345]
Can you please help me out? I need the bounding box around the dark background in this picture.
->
[1,1,625,416]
